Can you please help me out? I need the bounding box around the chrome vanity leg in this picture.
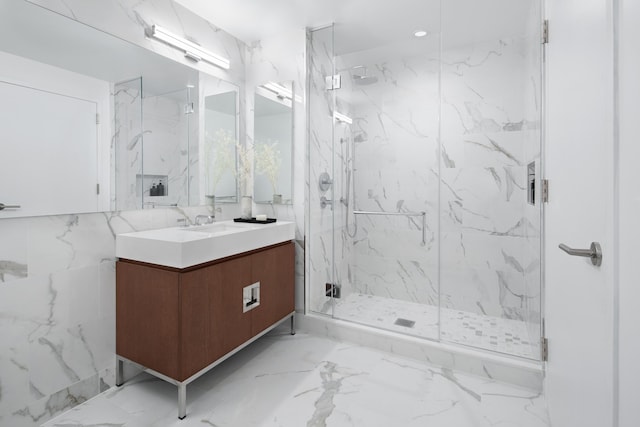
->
[115,358,124,387]
[290,314,296,336]
[178,383,187,420]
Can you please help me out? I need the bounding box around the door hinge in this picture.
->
[96,183,100,195]
[541,337,549,361]
[96,113,100,124]
[542,20,549,44]
[325,74,342,91]
[542,179,549,203]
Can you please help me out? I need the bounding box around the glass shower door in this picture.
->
[438,0,544,359]
[307,25,338,318]
[306,1,543,361]
[307,12,442,341]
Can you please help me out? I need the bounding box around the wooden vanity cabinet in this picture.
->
[116,241,295,383]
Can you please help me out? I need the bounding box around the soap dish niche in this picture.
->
[136,174,169,197]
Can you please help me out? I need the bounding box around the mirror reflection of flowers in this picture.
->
[254,139,282,196]
[205,128,236,194]
[236,140,254,195]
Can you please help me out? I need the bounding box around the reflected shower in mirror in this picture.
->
[253,81,294,205]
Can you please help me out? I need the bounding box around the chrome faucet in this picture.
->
[194,214,215,226]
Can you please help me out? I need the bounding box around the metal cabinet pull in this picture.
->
[558,242,602,266]
[0,203,21,211]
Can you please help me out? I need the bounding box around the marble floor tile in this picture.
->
[328,293,538,359]
[42,326,549,427]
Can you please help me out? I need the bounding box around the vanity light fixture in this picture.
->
[148,25,230,70]
[413,30,428,38]
[333,111,353,124]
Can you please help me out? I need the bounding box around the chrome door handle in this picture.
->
[0,203,21,211]
[558,242,602,266]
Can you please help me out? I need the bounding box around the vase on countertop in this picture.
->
[241,195,252,219]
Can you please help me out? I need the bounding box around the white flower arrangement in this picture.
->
[254,139,282,196]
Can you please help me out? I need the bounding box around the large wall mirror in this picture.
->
[0,0,239,218]
[253,81,294,205]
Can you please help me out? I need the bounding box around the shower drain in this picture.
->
[394,318,416,328]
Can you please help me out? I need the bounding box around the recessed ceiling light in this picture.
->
[414,30,428,38]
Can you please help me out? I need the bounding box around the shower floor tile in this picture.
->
[42,326,549,427]
[327,293,538,359]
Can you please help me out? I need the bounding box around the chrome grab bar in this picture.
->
[354,210,423,217]
[559,242,602,266]
[353,210,427,246]
[0,203,21,211]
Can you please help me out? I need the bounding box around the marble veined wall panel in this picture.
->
[439,36,541,334]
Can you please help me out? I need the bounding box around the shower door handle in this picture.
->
[558,242,602,266]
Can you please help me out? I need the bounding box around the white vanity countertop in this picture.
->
[116,220,295,269]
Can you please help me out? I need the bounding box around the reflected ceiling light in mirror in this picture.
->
[333,111,353,125]
[147,25,230,69]
[413,30,428,38]
[263,82,302,103]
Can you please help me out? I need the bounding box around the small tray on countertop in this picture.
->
[233,217,277,224]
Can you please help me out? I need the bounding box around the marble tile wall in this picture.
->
[113,80,143,210]
[338,39,441,310]
[439,35,542,349]
[0,1,247,426]
[142,90,191,206]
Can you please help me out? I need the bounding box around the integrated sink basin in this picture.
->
[116,220,295,268]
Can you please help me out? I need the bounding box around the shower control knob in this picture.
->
[320,196,334,209]
[318,172,333,192]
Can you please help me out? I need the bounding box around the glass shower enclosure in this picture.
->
[307,0,543,360]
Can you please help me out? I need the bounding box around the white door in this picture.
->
[544,0,615,426]
[0,81,98,218]
[618,1,640,426]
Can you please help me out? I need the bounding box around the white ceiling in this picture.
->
[176,0,534,54]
